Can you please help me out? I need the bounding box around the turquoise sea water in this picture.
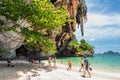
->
[57,54,120,73]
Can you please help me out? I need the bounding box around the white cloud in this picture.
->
[85,13,120,39]
[74,0,120,41]
[74,13,120,41]
[85,13,120,27]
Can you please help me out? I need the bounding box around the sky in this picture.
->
[74,0,120,53]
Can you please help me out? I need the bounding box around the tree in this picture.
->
[0,0,69,53]
[68,38,94,56]
[78,39,94,54]
[68,39,79,48]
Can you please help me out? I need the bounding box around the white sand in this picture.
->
[0,60,120,80]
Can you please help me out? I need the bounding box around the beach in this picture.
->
[0,60,120,80]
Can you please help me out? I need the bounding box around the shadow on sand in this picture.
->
[0,60,53,80]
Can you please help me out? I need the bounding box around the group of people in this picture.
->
[67,56,92,78]
[47,56,92,78]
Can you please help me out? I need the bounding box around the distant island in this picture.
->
[103,51,120,55]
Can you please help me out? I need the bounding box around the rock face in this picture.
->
[52,0,88,57]
[0,0,88,58]
[0,16,25,58]
[0,31,24,56]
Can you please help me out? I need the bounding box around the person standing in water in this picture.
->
[82,56,91,78]
[67,57,72,71]
[79,57,84,72]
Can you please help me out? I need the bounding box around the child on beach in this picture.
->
[67,57,72,71]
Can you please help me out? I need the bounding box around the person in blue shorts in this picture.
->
[82,56,91,78]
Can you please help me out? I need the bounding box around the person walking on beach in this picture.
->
[79,57,84,72]
[67,57,72,71]
[38,58,41,68]
[53,57,57,68]
[48,57,51,68]
[82,56,91,78]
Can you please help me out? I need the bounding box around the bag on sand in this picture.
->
[89,67,92,71]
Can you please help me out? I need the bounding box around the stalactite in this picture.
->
[76,0,87,36]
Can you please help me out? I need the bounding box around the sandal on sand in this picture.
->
[81,75,86,78]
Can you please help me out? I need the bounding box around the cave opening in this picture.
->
[15,45,42,60]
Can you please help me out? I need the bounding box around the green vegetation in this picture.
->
[68,39,94,55]
[0,19,4,25]
[68,39,79,48]
[78,39,94,54]
[0,0,70,53]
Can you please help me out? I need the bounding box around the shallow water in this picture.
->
[57,54,120,73]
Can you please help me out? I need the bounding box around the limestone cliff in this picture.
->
[51,0,87,56]
[0,16,25,58]
[0,0,88,58]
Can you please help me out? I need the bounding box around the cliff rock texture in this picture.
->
[51,0,87,56]
[0,0,88,57]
